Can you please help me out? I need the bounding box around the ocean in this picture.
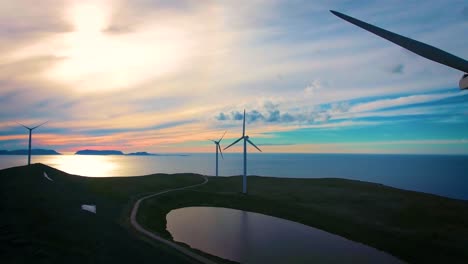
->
[1,153,467,200]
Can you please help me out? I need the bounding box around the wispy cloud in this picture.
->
[390,64,405,74]
[0,0,467,154]
[347,92,460,113]
[463,6,468,20]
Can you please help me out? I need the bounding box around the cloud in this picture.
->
[391,64,405,74]
[1,0,467,153]
[103,1,198,34]
[216,112,229,121]
[266,110,279,122]
[0,1,70,41]
[293,120,381,130]
[281,113,296,123]
[213,89,466,137]
[248,110,265,122]
[259,142,296,146]
[304,79,322,96]
[216,104,323,125]
[264,100,279,111]
[348,92,459,113]
[462,6,468,20]
[0,56,62,83]
[232,111,244,121]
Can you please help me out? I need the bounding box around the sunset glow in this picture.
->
[1,0,467,154]
[48,1,195,92]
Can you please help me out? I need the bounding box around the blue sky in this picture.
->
[0,0,467,154]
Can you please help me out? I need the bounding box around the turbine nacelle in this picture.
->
[210,131,226,176]
[17,120,48,165]
[460,74,468,90]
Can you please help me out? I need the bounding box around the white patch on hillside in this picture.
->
[81,204,96,214]
[43,172,53,181]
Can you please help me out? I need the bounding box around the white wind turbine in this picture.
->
[209,131,226,177]
[224,110,262,194]
[17,121,48,165]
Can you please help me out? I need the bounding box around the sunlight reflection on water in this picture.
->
[44,155,119,177]
[0,154,467,200]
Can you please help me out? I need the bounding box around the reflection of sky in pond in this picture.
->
[167,207,402,264]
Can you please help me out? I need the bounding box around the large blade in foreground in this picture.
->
[224,137,243,150]
[246,138,262,152]
[330,10,468,73]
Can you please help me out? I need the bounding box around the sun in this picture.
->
[70,1,109,33]
[48,0,193,93]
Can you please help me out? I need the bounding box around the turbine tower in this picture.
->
[224,110,262,194]
[209,131,226,177]
[17,121,48,165]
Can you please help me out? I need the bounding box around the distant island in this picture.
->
[126,152,154,156]
[126,152,190,156]
[74,149,189,156]
[75,150,124,155]
[0,149,61,155]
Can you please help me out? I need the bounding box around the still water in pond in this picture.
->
[166,207,402,263]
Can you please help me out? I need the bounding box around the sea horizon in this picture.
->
[1,153,467,201]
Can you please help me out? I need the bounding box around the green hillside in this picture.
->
[0,164,202,263]
[139,176,468,263]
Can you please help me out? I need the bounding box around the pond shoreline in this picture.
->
[166,206,403,263]
[138,175,468,264]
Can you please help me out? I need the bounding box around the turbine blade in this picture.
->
[218,144,224,159]
[16,122,31,130]
[224,137,243,150]
[243,109,246,137]
[218,131,227,142]
[246,138,262,152]
[32,120,48,130]
[330,10,468,73]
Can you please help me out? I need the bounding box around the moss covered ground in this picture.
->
[2,163,467,263]
[138,175,468,264]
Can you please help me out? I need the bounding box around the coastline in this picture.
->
[1,153,467,200]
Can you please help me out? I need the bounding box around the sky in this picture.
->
[0,0,467,154]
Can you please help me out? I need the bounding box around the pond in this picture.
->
[166,207,402,263]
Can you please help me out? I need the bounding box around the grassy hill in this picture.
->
[0,163,203,263]
[2,163,468,263]
[138,176,468,264]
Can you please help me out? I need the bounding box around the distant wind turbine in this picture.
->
[209,131,226,177]
[224,110,262,194]
[17,121,48,165]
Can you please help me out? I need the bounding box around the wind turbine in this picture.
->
[209,131,226,177]
[17,121,48,165]
[330,10,468,90]
[224,110,262,194]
